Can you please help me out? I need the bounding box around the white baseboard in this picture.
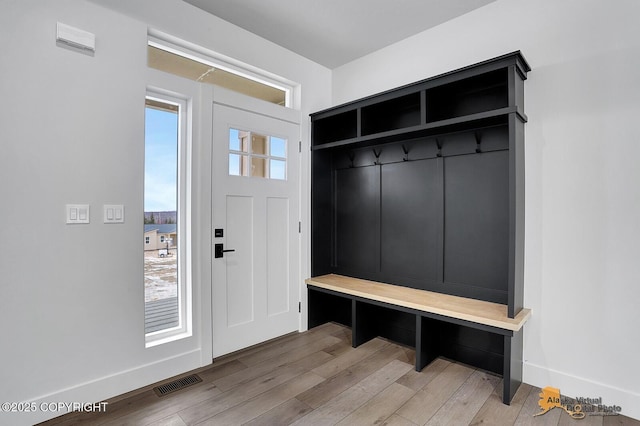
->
[524,361,639,421]
[6,349,205,426]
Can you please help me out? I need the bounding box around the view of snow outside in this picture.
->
[145,104,178,303]
[144,250,177,302]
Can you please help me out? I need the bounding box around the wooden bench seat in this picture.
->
[306,274,531,331]
[306,274,532,404]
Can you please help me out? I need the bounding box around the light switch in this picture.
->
[66,204,90,224]
[104,204,124,224]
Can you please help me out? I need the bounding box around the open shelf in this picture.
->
[311,71,525,151]
[311,107,513,151]
[361,92,421,136]
[312,109,357,146]
[426,69,508,123]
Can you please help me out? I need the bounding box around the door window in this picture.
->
[228,128,287,180]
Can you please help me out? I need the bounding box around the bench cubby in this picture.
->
[307,274,531,404]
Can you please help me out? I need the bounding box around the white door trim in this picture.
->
[212,85,301,125]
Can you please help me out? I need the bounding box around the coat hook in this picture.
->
[435,138,442,157]
[373,148,382,165]
[348,151,355,168]
[475,132,482,153]
[401,144,409,161]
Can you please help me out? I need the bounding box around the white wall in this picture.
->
[334,0,640,420]
[0,0,330,424]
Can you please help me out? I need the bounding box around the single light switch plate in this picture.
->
[67,204,90,224]
[104,204,124,224]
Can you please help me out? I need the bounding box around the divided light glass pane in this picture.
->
[229,128,241,151]
[270,137,287,158]
[251,134,267,155]
[251,157,267,178]
[270,159,286,180]
[229,153,241,176]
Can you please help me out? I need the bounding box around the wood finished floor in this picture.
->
[39,323,639,426]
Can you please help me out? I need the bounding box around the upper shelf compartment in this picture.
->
[311,51,530,150]
[361,92,421,136]
[426,68,507,123]
[312,109,357,145]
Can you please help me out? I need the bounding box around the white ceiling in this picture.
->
[182,0,497,69]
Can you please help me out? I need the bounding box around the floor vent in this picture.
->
[153,374,202,397]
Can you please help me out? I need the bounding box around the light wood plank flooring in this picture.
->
[39,323,639,425]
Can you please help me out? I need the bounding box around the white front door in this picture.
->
[211,91,300,357]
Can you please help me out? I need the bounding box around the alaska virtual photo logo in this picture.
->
[535,386,622,419]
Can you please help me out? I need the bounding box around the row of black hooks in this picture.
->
[347,131,485,167]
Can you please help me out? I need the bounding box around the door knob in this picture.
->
[215,243,236,258]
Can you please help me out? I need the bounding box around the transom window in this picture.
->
[228,128,287,180]
[148,44,289,107]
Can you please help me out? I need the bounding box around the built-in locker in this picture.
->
[308,52,531,403]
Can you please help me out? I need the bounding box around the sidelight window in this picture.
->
[144,91,191,347]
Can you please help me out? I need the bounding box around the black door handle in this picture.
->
[215,243,235,258]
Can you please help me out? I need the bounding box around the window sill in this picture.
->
[145,328,192,348]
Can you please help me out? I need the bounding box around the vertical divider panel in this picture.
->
[508,114,526,317]
[416,315,440,371]
[420,90,427,126]
[351,299,359,348]
[352,300,378,347]
[503,329,523,405]
[436,157,445,287]
[307,288,324,329]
